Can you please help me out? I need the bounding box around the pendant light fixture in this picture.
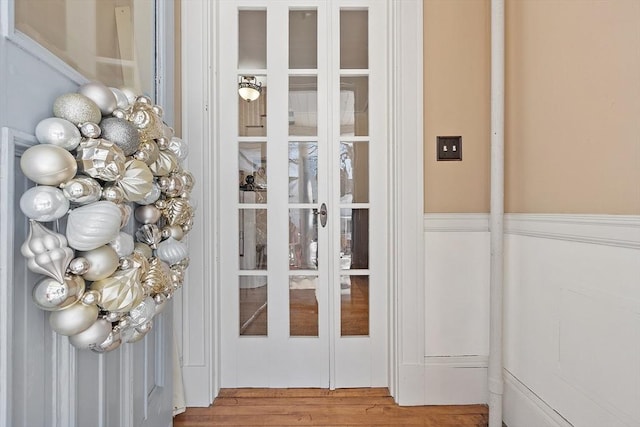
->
[238,76,262,102]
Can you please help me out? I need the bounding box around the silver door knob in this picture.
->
[314,203,328,228]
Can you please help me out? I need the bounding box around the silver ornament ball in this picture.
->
[32,275,85,311]
[20,144,78,186]
[79,122,102,139]
[79,81,117,115]
[68,257,90,275]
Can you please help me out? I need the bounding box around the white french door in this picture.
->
[218,0,387,388]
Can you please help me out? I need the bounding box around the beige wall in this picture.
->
[423,0,491,213]
[424,0,640,215]
[505,0,640,214]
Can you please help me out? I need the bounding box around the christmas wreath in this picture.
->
[18,81,194,352]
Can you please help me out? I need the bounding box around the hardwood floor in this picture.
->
[173,388,488,426]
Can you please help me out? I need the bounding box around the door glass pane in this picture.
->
[289,275,318,337]
[289,76,318,136]
[340,208,368,269]
[289,142,318,203]
[239,275,268,336]
[239,142,267,203]
[239,9,267,69]
[340,141,368,203]
[340,9,368,69]
[239,209,267,270]
[341,275,369,336]
[15,0,155,96]
[289,9,317,69]
[239,76,267,136]
[340,76,368,136]
[289,208,318,270]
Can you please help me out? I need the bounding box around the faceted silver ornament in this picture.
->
[76,138,126,182]
[135,224,162,248]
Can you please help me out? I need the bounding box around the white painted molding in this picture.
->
[0,127,36,427]
[503,370,573,427]
[424,213,640,249]
[389,0,425,405]
[424,213,490,232]
[505,213,640,249]
[425,355,489,368]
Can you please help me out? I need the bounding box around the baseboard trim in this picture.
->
[504,370,574,427]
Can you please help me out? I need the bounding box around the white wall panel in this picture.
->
[423,214,490,405]
[504,214,640,427]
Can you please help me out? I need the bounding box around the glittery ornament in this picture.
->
[53,93,102,125]
[76,138,126,182]
[100,117,141,156]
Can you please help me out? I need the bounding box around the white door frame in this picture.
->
[179,0,424,406]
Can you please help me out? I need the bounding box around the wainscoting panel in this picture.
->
[504,214,640,427]
[423,214,490,404]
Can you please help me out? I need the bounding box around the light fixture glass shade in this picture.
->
[238,77,262,102]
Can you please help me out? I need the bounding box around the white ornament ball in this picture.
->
[35,117,82,150]
[20,144,78,186]
[19,185,69,221]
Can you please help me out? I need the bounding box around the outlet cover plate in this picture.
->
[437,136,462,161]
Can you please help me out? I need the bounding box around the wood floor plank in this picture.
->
[173,388,488,427]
